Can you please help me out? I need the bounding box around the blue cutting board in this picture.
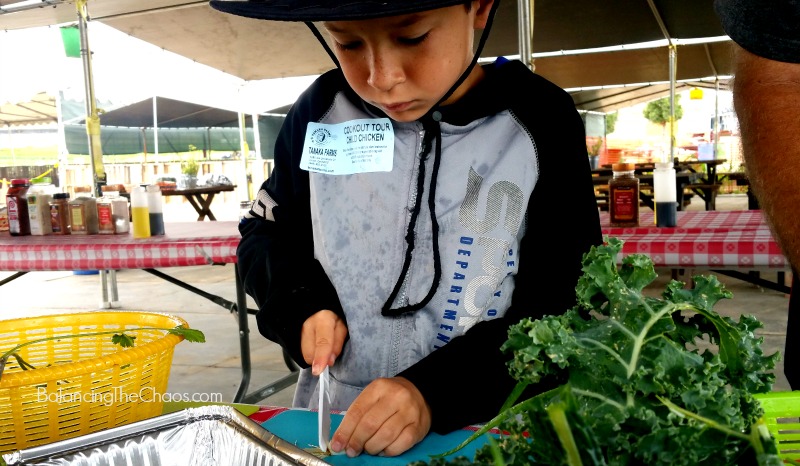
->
[261,410,493,465]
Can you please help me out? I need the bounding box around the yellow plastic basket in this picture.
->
[755,391,800,461]
[0,311,188,453]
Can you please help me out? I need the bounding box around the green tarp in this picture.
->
[581,112,606,138]
[64,115,285,157]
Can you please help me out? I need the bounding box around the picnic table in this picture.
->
[592,171,700,211]
[161,184,236,221]
[680,159,729,210]
[718,171,759,209]
[595,159,729,210]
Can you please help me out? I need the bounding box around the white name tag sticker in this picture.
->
[300,118,394,175]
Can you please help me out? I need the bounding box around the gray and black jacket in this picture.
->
[237,58,602,434]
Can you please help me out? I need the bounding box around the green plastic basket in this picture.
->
[755,391,800,461]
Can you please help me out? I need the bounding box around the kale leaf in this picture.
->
[417,237,782,466]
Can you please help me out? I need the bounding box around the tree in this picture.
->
[643,95,684,128]
[605,111,619,135]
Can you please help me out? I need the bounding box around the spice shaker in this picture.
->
[49,193,71,235]
[69,193,99,235]
[26,185,53,236]
[97,195,116,234]
[111,193,130,234]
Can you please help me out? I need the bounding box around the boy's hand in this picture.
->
[301,309,347,375]
[330,377,431,457]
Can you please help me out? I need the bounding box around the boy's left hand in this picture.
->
[329,376,431,457]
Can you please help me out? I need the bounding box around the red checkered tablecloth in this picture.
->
[2,212,786,271]
[600,210,788,269]
[0,221,240,271]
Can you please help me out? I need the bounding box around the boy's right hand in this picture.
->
[301,309,348,375]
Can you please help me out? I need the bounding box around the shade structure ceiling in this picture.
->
[571,80,731,114]
[0,0,732,110]
[536,40,732,90]
[95,96,252,128]
[0,91,57,126]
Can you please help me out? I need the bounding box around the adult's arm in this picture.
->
[732,46,800,268]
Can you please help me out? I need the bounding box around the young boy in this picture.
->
[211,0,602,457]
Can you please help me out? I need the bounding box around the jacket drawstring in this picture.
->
[380,115,444,316]
[305,21,341,68]
[381,0,501,315]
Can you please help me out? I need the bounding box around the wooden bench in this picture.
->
[685,183,722,210]
[595,184,610,211]
[719,172,759,209]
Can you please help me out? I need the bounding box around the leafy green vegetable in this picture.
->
[169,326,206,343]
[416,237,782,466]
[111,333,137,348]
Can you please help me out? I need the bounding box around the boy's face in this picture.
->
[323,0,494,122]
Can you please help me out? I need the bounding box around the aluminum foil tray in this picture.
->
[2,405,329,466]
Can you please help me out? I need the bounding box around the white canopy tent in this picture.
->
[1,0,733,166]
[0,91,57,127]
[0,0,731,86]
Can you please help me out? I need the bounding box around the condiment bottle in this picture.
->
[97,195,116,234]
[6,178,31,236]
[653,161,677,227]
[69,193,99,235]
[609,163,639,227]
[0,205,8,232]
[146,184,165,235]
[131,185,151,239]
[49,193,71,235]
[109,193,130,234]
[26,185,53,236]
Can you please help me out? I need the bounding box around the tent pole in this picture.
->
[153,96,159,161]
[668,44,676,163]
[141,127,148,183]
[252,113,262,161]
[252,113,263,192]
[713,78,719,159]
[7,125,14,165]
[517,0,534,70]
[54,91,69,189]
[76,0,106,197]
[238,112,251,201]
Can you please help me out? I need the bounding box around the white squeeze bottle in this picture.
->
[146,184,165,235]
[131,185,151,239]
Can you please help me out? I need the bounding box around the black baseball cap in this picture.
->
[209,0,473,22]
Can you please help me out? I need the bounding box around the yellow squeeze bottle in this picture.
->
[131,186,151,239]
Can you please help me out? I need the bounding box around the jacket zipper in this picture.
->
[389,126,426,374]
[393,126,426,310]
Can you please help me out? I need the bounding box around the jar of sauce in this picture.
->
[609,163,639,227]
[6,178,31,236]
